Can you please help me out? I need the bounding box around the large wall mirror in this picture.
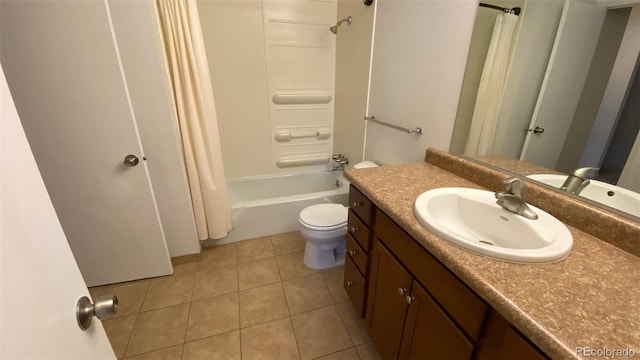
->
[450,0,640,220]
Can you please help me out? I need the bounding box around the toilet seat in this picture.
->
[298,203,347,231]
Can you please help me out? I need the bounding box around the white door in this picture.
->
[1,66,115,359]
[0,0,172,286]
[519,0,607,169]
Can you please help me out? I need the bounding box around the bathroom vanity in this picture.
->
[342,150,640,359]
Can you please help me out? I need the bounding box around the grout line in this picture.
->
[120,280,153,358]
[288,316,304,360]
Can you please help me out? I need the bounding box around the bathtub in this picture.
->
[210,170,350,245]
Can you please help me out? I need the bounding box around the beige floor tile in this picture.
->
[241,318,300,360]
[239,283,289,328]
[140,291,192,312]
[192,264,238,300]
[315,347,361,360]
[272,231,306,255]
[277,251,318,281]
[186,293,239,341]
[102,314,137,359]
[237,236,274,263]
[335,301,370,345]
[123,345,183,360]
[238,257,281,290]
[291,306,352,360]
[197,243,237,270]
[321,267,348,303]
[283,274,333,315]
[183,330,241,360]
[90,280,149,318]
[171,254,198,266]
[146,273,195,299]
[172,262,197,276]
[125,304,189,357]
[355,343,381,360]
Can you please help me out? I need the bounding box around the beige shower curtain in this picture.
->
[465,12,518,156]
[156,0,232,240]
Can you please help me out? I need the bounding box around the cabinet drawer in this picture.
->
[348,211,371,252]
[344,255,366,317]
[347,234,369,276]
[349,185,374,226]
[376,209,487,341]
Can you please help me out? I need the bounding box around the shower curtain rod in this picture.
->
[479,2,521,15]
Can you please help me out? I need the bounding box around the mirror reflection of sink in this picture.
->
[414,188,573,263]
[527,174,640,218]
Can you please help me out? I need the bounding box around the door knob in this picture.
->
[123,154,139,167]
[76,295,119,330]
[525,126,545,134]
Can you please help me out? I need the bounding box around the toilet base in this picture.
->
[303,241,346,270]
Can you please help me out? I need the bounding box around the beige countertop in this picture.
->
[345,162,640,359]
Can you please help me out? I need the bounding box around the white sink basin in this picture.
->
[527,174,640,218]
[414,188,573,263]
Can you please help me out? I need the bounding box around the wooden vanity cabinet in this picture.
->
[343,185,376,317]
[345,185,548,359]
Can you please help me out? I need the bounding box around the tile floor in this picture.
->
[90,231,382,360]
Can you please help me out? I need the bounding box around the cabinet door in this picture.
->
[399,282,474,360]
[366,240,413,359]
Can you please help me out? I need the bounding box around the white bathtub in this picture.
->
[210,171,350,245]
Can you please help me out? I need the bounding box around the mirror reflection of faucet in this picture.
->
[561,167,599,195]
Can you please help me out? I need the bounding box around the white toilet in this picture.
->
[299,203,349,269]
[299,161,379,269]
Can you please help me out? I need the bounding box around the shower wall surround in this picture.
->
[198,0,337,178]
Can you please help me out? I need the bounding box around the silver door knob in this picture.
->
[533,126,545,134]
[76,295,119,330]
[405,295,415,304]
[123,154,139,166]
[352,201,361,208]
[348,250,356,256]
[398,287,407,296]
[350,226,358,233]
[346,280,354,286]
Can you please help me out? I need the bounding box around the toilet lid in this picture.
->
[299,203,348,230]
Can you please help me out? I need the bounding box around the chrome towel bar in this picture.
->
[364,116,423,135]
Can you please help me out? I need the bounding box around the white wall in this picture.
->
[333,0,375,165]
[109,0,200,257]
[364,0,477,165]
[198,0,273,178]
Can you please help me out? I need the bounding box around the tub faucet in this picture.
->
[495,178,538,220]
[561,167,599,195]
[332,153,349,171]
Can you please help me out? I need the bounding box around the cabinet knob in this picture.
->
[405,295,415,304]
[350,226,359,233]
[346,280,354,287]
[352,201,362,208]
[398,288,407,296]
[348,250,356,256]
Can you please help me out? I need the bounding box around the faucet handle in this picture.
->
[502,177,524,197]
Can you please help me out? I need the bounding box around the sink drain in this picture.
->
[479,240,494,246]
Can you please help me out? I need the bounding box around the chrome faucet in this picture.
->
[561,167,599,195]
[495,178,538,220]
[332,153,349,171]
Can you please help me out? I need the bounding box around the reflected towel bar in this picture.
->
[364,115,423,135]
